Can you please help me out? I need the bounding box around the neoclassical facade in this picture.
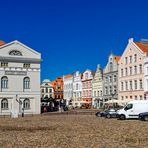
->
[92,64,103,108]
[0,40,41,115]
[82,69,95,104]
[63,74,73,105]
[41,79,54,99]
[118,38,147,102]
[103,54,120,102]
[72,71,82,107]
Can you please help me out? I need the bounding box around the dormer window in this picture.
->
[9,50,22,56]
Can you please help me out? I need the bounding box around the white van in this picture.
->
[117,100,148,120]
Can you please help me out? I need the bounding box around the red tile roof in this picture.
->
[0,40,5,46]
[65,74,72,78]
[135,42,148,53]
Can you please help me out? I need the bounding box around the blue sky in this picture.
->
[0,0,148,81]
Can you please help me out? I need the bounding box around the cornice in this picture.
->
[0,56,42,63]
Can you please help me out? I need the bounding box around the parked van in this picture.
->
[117,100,148,120]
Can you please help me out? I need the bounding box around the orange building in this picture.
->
[52,77,64,99]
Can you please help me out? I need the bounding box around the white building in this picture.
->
[144,56,148,99]
[63,74,73,106]
[41,79,54,99]
[72,71,82,107]
[103,54,120,102]
[118,38,147,103]
[0,40,41,116]
[92,64,103,108]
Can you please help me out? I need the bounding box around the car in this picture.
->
[117,100,148,120]
[105,109,118,118]
[96,108,118,118]
[139,112,148,121]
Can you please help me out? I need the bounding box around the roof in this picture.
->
[65,74,73,78]
[42,79,51,83]
[0,40,5,46]
[135,42,148,53]
[114,56,121,63]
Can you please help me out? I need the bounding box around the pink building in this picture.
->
[118,38,148,103]
[81,69,95,103]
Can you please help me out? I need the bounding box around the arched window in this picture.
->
[23,77,30,89]
[1,98,8,109]
[23,98,30,109]
[1,76,8,89]
[9,50,22,56]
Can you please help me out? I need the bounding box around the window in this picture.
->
[23,63,30,68]
[139,64,142,74]
[125,81,128,90]
[23,98,30,110]
[110,62,113,71]
[98,91,99,96]
[135,96,137,100]
[129,56,132,63]
[24,77,30,89]
[140,80,142,89]
[124,104,133,111]
[105,87,108,95]
[49,89,52,93]
[134,66,137,74]
[100,91,102,96]
[76,84,78,90]
[125,68,128,76]
[140,95,143,100]
[46,87,48,93]
[134,80,137,90]
[130,81,132,90]
[109,76,112,83]
[9,50,22,56]
[1,98,8,110]
[1,76,8,89]
[42,89,44,93]
[125,57,128,64]
[121,82,124,91]
[1,62,8,67]
[134,54,137,62]
[121,69,123,77]
[110,86,112,94]
[114,75,116,82]
[114,86,116,94]
[94,91,96,97]
[105,77,108,83]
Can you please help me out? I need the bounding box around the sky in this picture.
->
[0,0,148,81]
